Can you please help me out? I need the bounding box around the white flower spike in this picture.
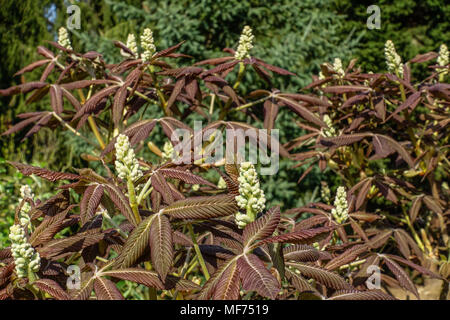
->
[141,28,156,62]
[384,40,403,78]
[126,33,138,57]
[115,134,142,181]
[58,27,72,50]
[9,224,40,278]
[235,26,254,61]
[234,162,266,229]
[331,186,349,224]
[437,44,449,76]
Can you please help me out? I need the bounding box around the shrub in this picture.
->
[0,25,446,300]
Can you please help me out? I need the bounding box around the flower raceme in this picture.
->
[333,58,345,78]
[18,185,34,228]
[141,28,156,62]
[384,40,403,78]
[331,186,349,224]
[161,141,175,162]
[9,224,40,279]
[235,162,266,229]
[438,44,449,76]
[58,27,72,50]
[321,114,337,138]
[234,26,254,61]
[114,134,142,182]
[126,33,138,57]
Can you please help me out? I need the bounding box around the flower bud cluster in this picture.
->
[141,28,156,62]
[321,182,331,204]
[115,134,142,181]
[235,162,266,229]
[217,177,227,189]
[58,27,72,50]
[437,44,449,75]
[331,186,349,224]
[18,185,34,227]
[235,26,254,60]
[322,115,337,137]
[385,40,403,78]
[161,141,175,162]
[333,58,345,77]
[9,224,40,278]
[126,33,138,56]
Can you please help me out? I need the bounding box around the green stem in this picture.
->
[234,95,271,112]
[127,176,141,225]
[219,62,246,119]
[137,175,153,205]
[187,224,210,280]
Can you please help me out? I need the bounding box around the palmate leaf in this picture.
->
[324,244,368,270]
[198,258,240,300]
[383,254,441,279]
[372,134,415,168]
[288,262,353,290]
[382,255,419,299]
[211,260,240,300]
[112,215,156,269]
[354,178,373,210]
[71,271,96,300]
[243,206,280,247]
[152,172,174,205]
[283,245,321,262]
[159,168,217,188]
[2,113,44,136]
[319,133,370,147]
[285,269,319,294]
[149,213,173,281]
[29,190,70,221]
[94,277,124,300]
[152,41,186,59]
[276,96,327,128]
[259,225,336,246]
[278,93,331,108]
[101,119,157,156]
[13,59,50,76]
[104,184,137,226]
[263,98,279,132]
[254,58,296,76]
[163,194,238,219]
[237,253,280,299]
[393,229,411,259]
[101,268,162,289]
[30,205,78,246]
[101,268,200,291]
[8,162,80,182]
[49,85,63,114]
[80,184,104,225]
[0,81,48,96]
[409,196,423,223]
[225,121,290,158]
[73,85,120,120]
[32,279,71,300]
[328,290,395,300]
[38,230,109,258]
[367,230,393,249]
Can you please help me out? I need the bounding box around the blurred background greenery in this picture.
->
[0,0,448,248]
